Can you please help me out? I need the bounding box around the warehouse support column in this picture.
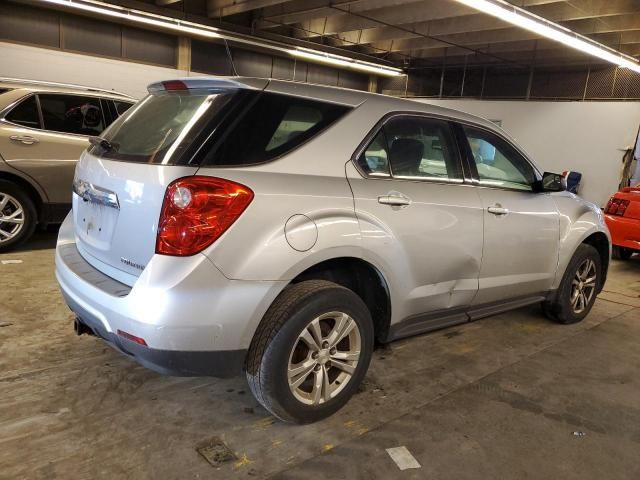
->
[368,75,378,93]
[177,37,191,72]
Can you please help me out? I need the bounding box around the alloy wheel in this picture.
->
[0,193,25,244]
[570,258,597,314]
[287,311,361,406]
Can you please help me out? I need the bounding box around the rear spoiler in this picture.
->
[621,186,640,193]
[147,77,268,94]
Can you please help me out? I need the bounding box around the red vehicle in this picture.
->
[604,185,640,260]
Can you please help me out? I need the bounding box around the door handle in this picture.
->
[378,192,411,207]
[10,135,39,145]
[487,204,509,216]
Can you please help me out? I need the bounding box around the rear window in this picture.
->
[93,92,233,164]
[90,90,350,166]
[93,92,231,164]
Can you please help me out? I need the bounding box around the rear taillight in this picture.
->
[605,197,630,216]
[156,176,253,256]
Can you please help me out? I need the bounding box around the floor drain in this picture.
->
[196,437,236,466]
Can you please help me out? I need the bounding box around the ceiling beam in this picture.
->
[255,0,564,31]
[360,13,640,55]
[206,0,296,18]
[257,0,478,32]
[304,0,640,46]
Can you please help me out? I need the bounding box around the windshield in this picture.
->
[92,91,234,164]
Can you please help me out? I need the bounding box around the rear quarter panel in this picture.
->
[195,102,392,282]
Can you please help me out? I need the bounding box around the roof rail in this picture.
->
[0,77,134,99]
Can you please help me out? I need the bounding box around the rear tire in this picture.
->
[0,180,37,253]
[612,246,633,261]
[245,280,374,424]
[543,244,601,325]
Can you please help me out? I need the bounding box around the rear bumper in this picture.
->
[605,214,640,251]
[55,213,285,377]
[66,292,245,377]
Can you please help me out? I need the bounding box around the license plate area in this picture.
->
[74,199,119,250]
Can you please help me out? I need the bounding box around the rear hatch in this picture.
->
[72,78,268,280]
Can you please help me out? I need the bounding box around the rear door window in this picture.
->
[101,99,117,126]
[39,94,105,135]
[357,130,390,177]
[5,95,41,129]
[357,115,462,180]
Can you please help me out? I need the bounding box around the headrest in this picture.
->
[390,138,424,176]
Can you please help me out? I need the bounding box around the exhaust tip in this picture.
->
[74,318,94,336]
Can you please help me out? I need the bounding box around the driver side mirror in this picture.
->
[536,172,566,192]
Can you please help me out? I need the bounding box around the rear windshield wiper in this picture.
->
[89,136,117,151]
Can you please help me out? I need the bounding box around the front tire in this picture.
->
[0,180,37,253]
[543,244,601,324]
[245,280,374,424]
[612,246,633,261]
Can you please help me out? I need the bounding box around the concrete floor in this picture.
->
[1,230,639,480]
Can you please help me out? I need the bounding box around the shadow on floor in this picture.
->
[8,225,60,253]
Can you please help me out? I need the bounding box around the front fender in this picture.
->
[552,193,611,290]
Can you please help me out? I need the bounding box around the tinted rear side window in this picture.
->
[39,94,105,135]
[5,95,41,129]
[89,90,349,166]
[201,92,350,166]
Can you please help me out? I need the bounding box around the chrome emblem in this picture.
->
[73,178,120,210]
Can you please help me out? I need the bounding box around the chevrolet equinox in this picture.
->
[56,77,611,423]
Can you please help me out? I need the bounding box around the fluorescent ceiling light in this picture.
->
[40,0,221,39]
[41,0,221,38]
[36,0,404,77]
[455,0,640,73]
[290,48,404,76]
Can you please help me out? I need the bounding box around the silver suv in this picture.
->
[0,78,134,251]
[55,77,610,423]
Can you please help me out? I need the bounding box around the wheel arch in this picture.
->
[288,257,392,343]
[0,169,46,221]
[581,231,610,292]
[246,256,392,348]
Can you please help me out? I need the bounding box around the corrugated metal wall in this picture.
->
[0,3,369,91]
[383,64,640,100]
